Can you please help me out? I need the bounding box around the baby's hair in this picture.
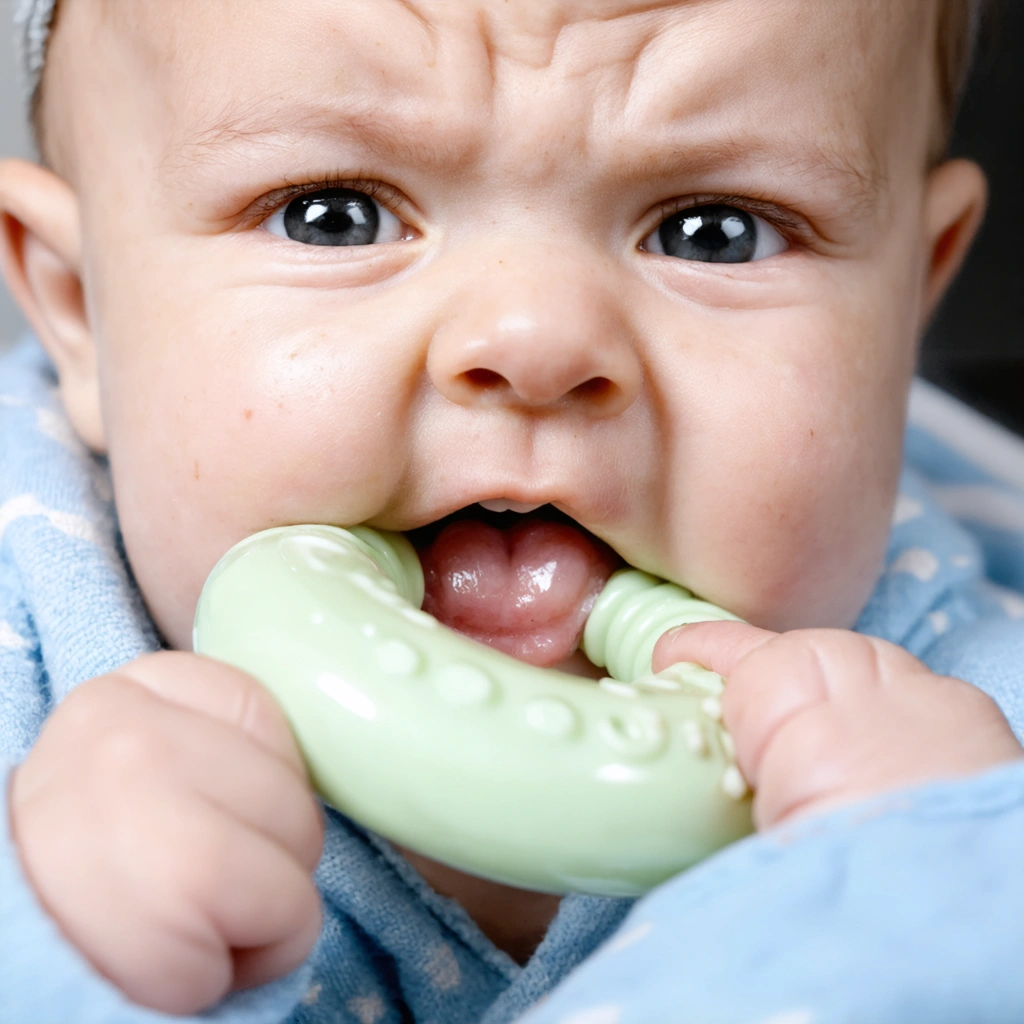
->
[18,0,993,165]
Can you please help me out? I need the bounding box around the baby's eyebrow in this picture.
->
[614,130,889,224]
[163,96,477,180]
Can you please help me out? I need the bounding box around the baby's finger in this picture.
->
[748,702,850,828]
[717,631,834,784]
[651,619,777,676]
[231,907,325,993]
[131,699,324,872]
[112,651,306,776]
[186,803,322,965]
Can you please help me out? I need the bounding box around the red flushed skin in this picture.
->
[418,518,620,666]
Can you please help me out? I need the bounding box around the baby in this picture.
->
[1,0,1022,1021]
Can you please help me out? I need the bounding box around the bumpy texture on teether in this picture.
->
[194,525,754,896]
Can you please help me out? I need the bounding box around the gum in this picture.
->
[193,525,754,897]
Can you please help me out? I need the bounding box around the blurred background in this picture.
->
[0,5,1020,429]
[917,3,1024,433]
[0,4,32,351]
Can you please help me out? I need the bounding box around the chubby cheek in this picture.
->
[96,288,419,648]
[657,298,913,631]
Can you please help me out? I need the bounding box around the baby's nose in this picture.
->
[426,256,642,416]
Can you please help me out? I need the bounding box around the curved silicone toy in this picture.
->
[193,525,753,897]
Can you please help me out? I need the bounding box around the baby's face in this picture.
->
[46,0,945,650]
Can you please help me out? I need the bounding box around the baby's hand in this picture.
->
[8,652,323,1014]
[654,624,1024,830]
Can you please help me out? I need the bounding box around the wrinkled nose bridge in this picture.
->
[426,259,642,416]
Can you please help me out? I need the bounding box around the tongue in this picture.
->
[418,517,619,667]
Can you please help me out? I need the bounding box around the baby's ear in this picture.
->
[920,158,987,327]
[0,159,104,452]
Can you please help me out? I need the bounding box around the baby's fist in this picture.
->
[9,652,323,1014]
[654,623,1024,829]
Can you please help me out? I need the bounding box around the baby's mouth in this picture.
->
[408,504,622,668]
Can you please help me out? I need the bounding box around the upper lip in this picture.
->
[406,495,575,528]
[400,497,625,569]
[374,487,616,542]
[380,489,584,532]
[362,469,634,551]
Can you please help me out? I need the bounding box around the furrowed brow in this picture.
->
[625,129,888,223]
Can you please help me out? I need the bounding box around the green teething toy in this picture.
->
[193,525,754,897]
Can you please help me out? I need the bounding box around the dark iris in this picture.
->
[657,204,757,263]
[282,189,380,246]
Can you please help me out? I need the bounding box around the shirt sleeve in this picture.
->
[0,760,310,1024]
[921,614,1024,743]
[515,760,1024,1024]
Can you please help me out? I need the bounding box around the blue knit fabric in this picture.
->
[2,336,1024,1023]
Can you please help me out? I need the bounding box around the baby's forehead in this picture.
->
[55,0,937,216]
[108,0,929,91]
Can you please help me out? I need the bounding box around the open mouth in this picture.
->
[407,504,623,668]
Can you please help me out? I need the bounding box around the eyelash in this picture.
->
[647,194,809,247]
[249,175,408,225]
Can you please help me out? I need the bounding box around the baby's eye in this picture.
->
[264,188,406,246]
[642,204,787,263]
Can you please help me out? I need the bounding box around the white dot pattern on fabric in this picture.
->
[950,554,972,568]
[892,494,924,525]
[0,494,107,549]
[888,548,939,582]
[0,621,31,651]
[301,982,322,1006]
[36,406,83,454]
[33,406,115,503]
[977,582,1024,620]
[424,941,462,992]
[604,919,653,955]
[347,992,386,1024]
[928,611,950,635]
[557,1006,623,1024]
[747,1012,816,1024]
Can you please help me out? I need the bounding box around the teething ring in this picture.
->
[194,525,753,896]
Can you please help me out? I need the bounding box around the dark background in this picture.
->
[920,1,1024,431]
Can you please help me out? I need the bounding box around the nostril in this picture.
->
[571,377,616,403]
[463,368,506,390]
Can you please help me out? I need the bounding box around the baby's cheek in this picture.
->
[678,468,877,630]
[104,332,416,650]
[657,327,905,630]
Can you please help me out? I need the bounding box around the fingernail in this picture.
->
[663,624,692,642]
